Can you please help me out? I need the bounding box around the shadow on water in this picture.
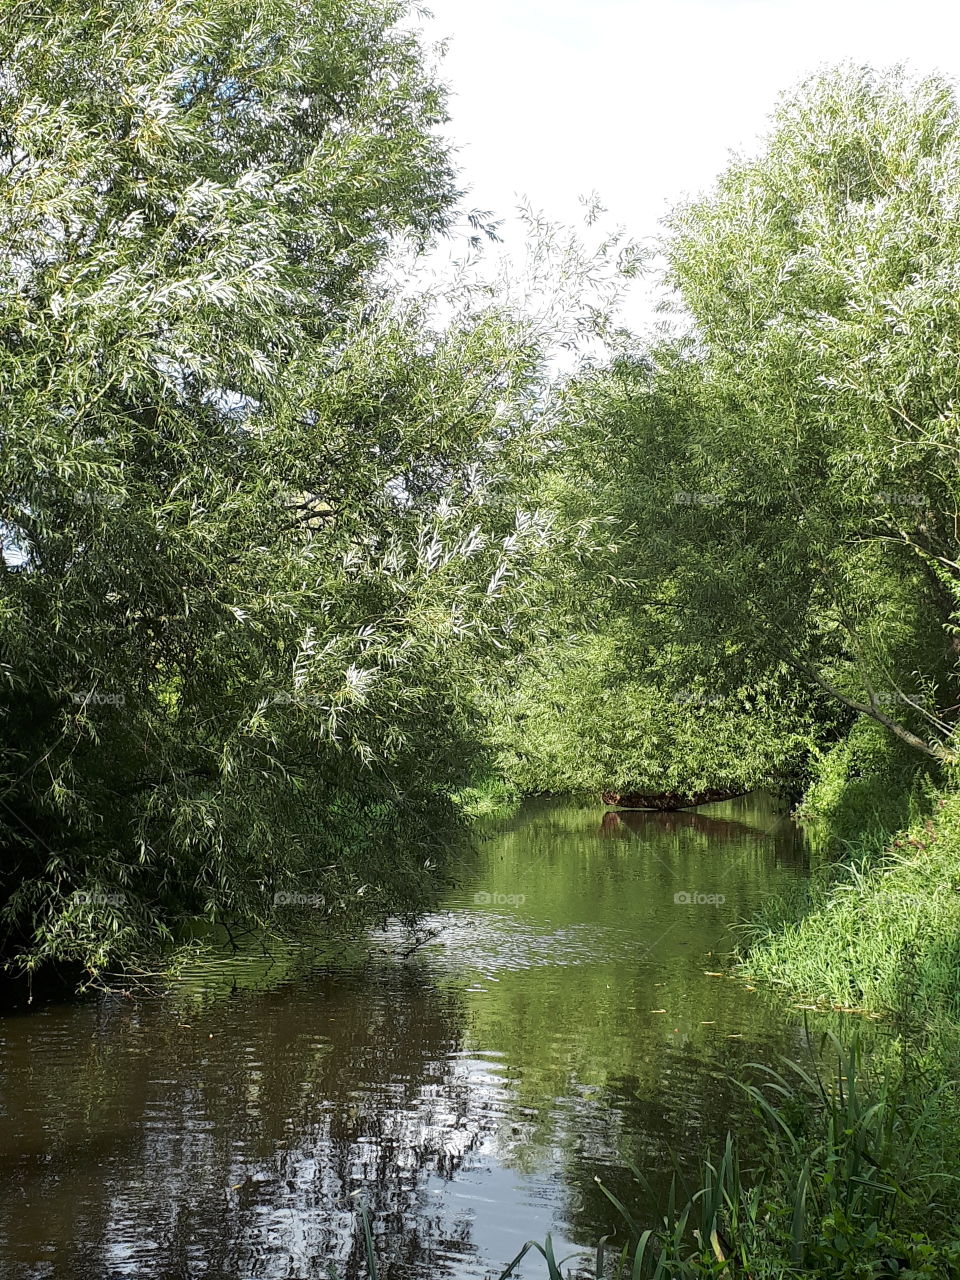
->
[0,792,873,1278]
[602,807,769,841]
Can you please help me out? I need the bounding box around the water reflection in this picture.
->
[0,793,829,1278]
[602,807,768,841]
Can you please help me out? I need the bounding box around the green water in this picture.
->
[0,794,830,1278]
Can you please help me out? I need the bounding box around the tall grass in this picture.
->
[740,792,960,1023]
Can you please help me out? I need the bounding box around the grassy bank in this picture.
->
[737,723,960,1026]
[741,796,960,1022]
[452,775,524,819]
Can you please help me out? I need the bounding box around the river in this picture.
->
[0,793,822,1278]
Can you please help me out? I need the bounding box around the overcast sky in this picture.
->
[415,0,960,329]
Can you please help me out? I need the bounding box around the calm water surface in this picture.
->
[1,794,824,1279]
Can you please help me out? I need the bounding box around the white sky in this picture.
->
[416,0,960,331]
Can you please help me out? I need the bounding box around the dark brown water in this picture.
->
[0,794,820,1279]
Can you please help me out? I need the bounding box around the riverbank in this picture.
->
[472,739,960,1277]
[616,729,960,1280]
[741,791,960,1024]
[736,723,960,1027]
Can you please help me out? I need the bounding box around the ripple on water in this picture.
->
[382,909,636,978]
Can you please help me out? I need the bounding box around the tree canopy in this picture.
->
[495,66,960,806]
[4,24,960,978]
[0,0,553,972]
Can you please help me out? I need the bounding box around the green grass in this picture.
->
[453,774,523,819]
[798,719,933,845]
[730,715,960,1025]
[740,790,960,1023]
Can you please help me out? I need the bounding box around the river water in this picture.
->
[0,794,820,1279]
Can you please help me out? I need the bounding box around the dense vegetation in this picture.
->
[488,66,960,1030]
[0,0,560,973]
[4,0,960,1272]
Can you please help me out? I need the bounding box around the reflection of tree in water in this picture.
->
[600,794,809,870]
[0,964,501,1279]
[550,1035,792,1249]
[0,795,826,1278]
[601,807,765,841]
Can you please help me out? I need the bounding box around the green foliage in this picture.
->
[538,66,960,787]
[486,629,819,796]
[451,774,521,818]
[487,342,831,797]
[799,717,933,843]
[464,68,960,1271]
[0,0,553,974]
[658,65,960,764]
[742,788,960,1021]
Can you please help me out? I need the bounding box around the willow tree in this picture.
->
[0,0,549,974]
[485,339,826,799]
[656,65,960,768]
[547,67,960,786]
